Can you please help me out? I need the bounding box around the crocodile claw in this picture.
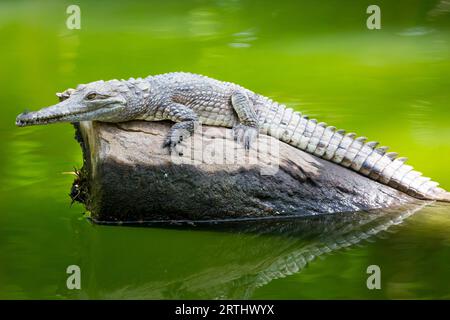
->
[232,124,258,150]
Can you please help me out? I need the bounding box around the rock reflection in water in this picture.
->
[75,202,428,299]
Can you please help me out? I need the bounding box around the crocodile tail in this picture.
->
[256,100,449,202]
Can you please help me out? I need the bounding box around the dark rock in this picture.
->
[72,121,415,223]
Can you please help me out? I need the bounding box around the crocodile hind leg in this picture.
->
[231,91,259,149]
[162,103,199,154]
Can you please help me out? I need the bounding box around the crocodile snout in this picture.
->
[15,110,55,127]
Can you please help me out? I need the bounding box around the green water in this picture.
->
[1,0,450,299]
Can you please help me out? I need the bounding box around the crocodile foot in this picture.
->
[163,121,196,156]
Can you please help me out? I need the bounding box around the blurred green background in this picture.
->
[0,0,449,299]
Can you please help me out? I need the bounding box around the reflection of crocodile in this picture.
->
[196,202,429,298]
[16,73,449,201]
[69,202,429,299]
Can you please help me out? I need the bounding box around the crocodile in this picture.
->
[15,72,450,202]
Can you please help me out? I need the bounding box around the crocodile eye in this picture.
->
[86,93,97,100]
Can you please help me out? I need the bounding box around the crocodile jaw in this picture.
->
[15,102,123,127]
[16,109,88,126]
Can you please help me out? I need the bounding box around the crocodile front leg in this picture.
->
[161,103,199,154]
[231,91,259,150]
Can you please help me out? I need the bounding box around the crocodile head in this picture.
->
[15,80,139,127]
